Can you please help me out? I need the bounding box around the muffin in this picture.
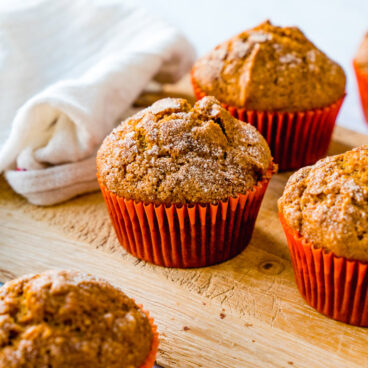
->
[97,96,276,267]
[278,145,368,326]
[0,270,158,368]
[353,32,368,123]
[191,20,346,170]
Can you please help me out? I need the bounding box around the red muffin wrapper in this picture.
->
[98,164,274,268]
[140,307,159,368]
[279,212,368,327]
[191,73,345,171]
[353,60,368,124]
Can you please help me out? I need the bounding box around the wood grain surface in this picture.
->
[0,76,368,368]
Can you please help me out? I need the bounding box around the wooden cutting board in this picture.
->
[1,76,368,368]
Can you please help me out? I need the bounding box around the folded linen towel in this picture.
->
[0,0,195,205]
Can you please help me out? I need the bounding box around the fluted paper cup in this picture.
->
[353,59,368,124]
[280,212,368,327]
[140,308,159,368]
[98,164,274,268]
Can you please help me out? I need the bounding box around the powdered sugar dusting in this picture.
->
[231,40,251,59]
[248,32,273,43]
[272,43,283,51]
[307,49,316,62]
[279,53,302,65]
[213,45,228,60]
[149,98,187,115]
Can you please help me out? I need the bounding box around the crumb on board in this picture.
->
[244,322,253,327]
[183,326,190,331]
[220,313,226,319]
[288,362,294,366]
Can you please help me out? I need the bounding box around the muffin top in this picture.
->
[278,146,368,261]
[0,270,153,368]
[355,32,368,72]
[192,20,346,111]
[97,96,273,205]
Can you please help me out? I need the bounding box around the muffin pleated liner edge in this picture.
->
[191,71,345,171]
[279,212,368,327]
[140,307,159,368]
[97,163,275,268]
[353,59,368,124]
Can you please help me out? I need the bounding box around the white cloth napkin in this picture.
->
[0,0,195,205]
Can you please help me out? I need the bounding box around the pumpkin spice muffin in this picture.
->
[0,270,158,368]
[192,20,345,111]
[191,20,346,170]
[279,145,368,260]
[97,96,275,267]
[353,32,368,122]
[278,146,368,326]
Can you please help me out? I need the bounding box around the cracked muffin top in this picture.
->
[0,270,153,368]
[192,20,346,111]
[355,32,368,73]
[97,96,273,204]
[278,146,368,261]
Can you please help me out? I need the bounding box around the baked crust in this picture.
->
[278,146,368,261]
[192,20,346,111]
[0,270,153,368]
[97,96,273,204]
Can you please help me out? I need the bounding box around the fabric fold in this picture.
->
[0,0,195,205]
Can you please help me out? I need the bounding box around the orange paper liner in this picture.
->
[279,212,368,327]
[98,164,274,268]
[191,73,344,171]
[353,60,368,124]
[140,307,159,368]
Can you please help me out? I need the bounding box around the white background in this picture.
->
[138,0,368,135]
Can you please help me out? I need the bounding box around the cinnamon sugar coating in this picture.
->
[97,96,273,204]
[355,32,368,73]
[278,146,368,261]
[0,270,153,368]
[192,20,346,111]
